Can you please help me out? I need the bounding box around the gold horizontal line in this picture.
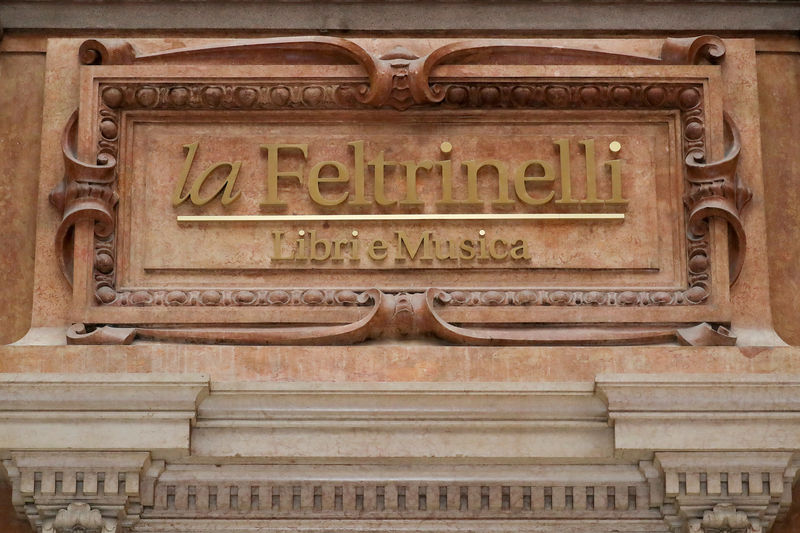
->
[178,213,625,222]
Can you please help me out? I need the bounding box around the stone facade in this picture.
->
[1,2,799,533]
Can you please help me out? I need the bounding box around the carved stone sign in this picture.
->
[51,37,750,345]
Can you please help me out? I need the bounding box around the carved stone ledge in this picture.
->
[0,373,209,453]
[191,381,613,460]
[66,289,732,346]
[597,374,800,453]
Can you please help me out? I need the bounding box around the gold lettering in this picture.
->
[187,161,242,206]
[510,240,530,259]
[270,231,293,261]
[331,238,349,261]
[348,140,369,206]
[350,234,360,262]
[513,160,555,205]
[399,160,432,206]
[459,239,477,260]
[462,160,504,205]
[580,139,602,204]
[308,161,349,206]
[395,231,433,261]
[489,238,509,260]
[172,141,241,207]
[604,159,629,204]
[367,151,398,206]
[309,231,332,261]
[478,234,490,259]
[294,233,308,260]
[367,239,388,261]
[435,143,457,206]
[260,143,308,206]
[172,141,199,207]
[554,139,578,205]
[434,238,458,260]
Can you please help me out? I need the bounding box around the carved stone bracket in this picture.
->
[651,452,799,533]
[684,113,752,285]
[49,110,118,286]
[2,452,162,533]
[688,503,761,533]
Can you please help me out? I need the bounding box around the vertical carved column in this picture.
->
[2,452,163,533]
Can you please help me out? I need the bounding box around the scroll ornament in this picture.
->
[684,113,752,285]
[49,110,118,286]
[78,35,726,111]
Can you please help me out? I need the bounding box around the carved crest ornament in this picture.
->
[49,36,751,346]
[41,503,116,533]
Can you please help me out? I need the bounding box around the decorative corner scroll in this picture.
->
[49,111,118,286]
[79,35,726,110]
[684,112,752,285]
[660,35,726,65]
[66,323,136,345]
[676,322,737,346]
[79,39,137,65]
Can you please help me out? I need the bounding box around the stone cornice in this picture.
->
[0,1,798,32]
[597,374,800,412]
[0,373,209,457]
[597,374,800,454]
[194,381,613,460]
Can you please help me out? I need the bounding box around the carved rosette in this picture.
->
[56,36,751,346]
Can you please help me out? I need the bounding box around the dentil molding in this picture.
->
[1,374,799,532]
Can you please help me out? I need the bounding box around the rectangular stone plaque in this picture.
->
[56,38,738,344]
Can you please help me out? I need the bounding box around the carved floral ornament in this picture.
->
[51,36,750,346]
[41,503,116,533]
[688,504,762,533]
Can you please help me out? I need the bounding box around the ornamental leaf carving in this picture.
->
[41,503,116,533]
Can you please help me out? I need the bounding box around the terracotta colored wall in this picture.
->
[0,45,46,345]
[756,41,800,346]
[0,39,45,532]
[0,475,32,533]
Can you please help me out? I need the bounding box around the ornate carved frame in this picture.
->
[50,36,751,346]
